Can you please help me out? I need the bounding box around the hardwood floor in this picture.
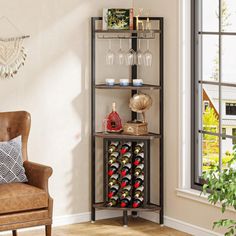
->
[2,217,191,236]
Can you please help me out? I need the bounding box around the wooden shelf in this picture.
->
[94,132,161,140]
[93,203,161,212]
[95,84,161,90]
[95,29,161,34]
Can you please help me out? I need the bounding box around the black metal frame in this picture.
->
[191,0,236,190]
[91,16,164,225]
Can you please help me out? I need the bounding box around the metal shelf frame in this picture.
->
[91,16,164,226]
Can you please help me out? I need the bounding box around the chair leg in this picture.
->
[45,225,52,236]
[12,230,17,236]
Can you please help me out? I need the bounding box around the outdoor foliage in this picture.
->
[202,152,236,236]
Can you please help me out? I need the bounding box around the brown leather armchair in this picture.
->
[0,111,53,236]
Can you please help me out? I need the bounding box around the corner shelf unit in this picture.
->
[91,17,164,226]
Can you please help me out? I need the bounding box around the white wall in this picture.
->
[0,0,235,235]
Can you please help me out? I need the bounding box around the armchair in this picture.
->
[0,111,53,236]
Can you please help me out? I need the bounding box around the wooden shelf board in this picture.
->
[95,29,161,34]
[95,84,161,90]
[94,132,161,140]
[93,203,161,212]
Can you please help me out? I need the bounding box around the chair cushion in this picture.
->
[0,183,48,214]
[0,136,28,184]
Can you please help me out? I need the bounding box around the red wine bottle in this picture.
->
[121,174,131,188]
[134,175,144,188]
[132,197,144,208]
[108,162,120,176]
[134,153,144,166]
[108,174,119,187]
[120,196,131,208]
[120,152,132,165]
[134,164,144,177]
[107,196,118,207]
[120,142,132,154]
[108,152,119,165]
[120,185,132,199]
[106,102,123,132]
[134,142,144,155]
[108,184,119,198]
[134,185,144,198]
[121,163,131,177]
[108,141,120,154]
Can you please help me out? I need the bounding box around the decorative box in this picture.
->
[123,121,148,135]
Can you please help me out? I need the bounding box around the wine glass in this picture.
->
[143,40,152,67]
[117,39,125,65]
[106,40,115,65]
[136,39,143,66]
[125,39,136,66]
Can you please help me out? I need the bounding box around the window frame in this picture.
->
[191,0,236,190]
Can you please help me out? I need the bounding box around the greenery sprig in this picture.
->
[202,151,236,236]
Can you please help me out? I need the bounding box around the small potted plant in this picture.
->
[202,149,236,236]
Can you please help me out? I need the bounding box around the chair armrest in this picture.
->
[24,161,53,193]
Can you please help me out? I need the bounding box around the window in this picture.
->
[203,101,210,112]
[192,0,236,189]
[232,129,236,144]
[226,103,236,115]
[222,128,226,140]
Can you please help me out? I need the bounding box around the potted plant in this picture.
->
[202,150,236,236]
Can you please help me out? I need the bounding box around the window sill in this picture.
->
[176,188,235,212]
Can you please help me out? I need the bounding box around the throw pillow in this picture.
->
[0,135,28,184]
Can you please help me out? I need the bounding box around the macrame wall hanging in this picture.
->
[0,16,29,79]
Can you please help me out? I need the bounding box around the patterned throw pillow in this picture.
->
[0,136,28,184]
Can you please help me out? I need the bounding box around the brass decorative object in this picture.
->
[129,93,152,122]
[123,93,152,135]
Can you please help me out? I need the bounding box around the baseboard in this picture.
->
[140,212,223,236]
[53,210,122,226]
[0,211,223,236]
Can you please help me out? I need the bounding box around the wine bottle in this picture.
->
[108,141,120,154]
[134,164,144,177]
[108,174,119,187]
[120,185,132,199]
[134,153,144,166]
[108,152,119,165]
[134,185,144,198]
[107,196,118,207]
[120,142,132,154]
[108,184,119,198]
[121,174,131,188]
[120,163,131,177]
[120,152,132,165]
[132,196,144,208]
[120,196,131,208]
[134,142,144,155]
[106,102,123,132]
[108,162,120,176]
[134,174,144,188]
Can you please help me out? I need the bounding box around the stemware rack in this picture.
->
[91,16,164,226]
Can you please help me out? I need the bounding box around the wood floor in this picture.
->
[3,217,191,236]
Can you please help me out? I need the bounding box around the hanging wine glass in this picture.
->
[143,40,152,67]
[125,39,136,66]
[136,39,143,66]
[117,39,125,65]
[106,40,115,65]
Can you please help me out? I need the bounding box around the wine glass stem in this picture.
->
[147,40,150,50]
[138,39,141,50]
[120,39,122,50]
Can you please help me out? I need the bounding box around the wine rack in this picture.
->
[105,140,148,209]
[91,17,164,226]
